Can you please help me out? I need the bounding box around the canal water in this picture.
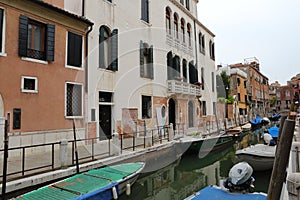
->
[119,130,272,200]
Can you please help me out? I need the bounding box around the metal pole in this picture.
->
[73,121,79,174]
[267,119,295,200]
[2,119,8,200]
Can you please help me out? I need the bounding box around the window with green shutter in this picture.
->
[18,15,55,61]
[140,41,153,79]
[99,26,118,71]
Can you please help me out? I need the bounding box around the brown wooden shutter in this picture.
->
[46,24,55,61]
[19,15,28,57]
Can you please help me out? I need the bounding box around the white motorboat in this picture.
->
[235,144,276,171]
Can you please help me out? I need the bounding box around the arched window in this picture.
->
[209,40,215,60]
[187,23,191,46]
[166,8,171,34]
[99,26,119,71]
[181,18,185,43]
[182,59,187,82]
[174,13,179,39]
[199,32,205,54]
[99,26,111,69]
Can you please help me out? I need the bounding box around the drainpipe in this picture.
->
[82,0,85,16]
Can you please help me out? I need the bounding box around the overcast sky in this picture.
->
[197,0,300,85]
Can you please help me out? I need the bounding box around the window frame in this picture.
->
[141,0,149,23]
[21,76,38,93]
[142,95,152,119]
[174,13,179,39]
[166,8,171,35]
[140,41,153,79]
[0,8,6,56]
[181,18,185,43]
[66,31,84,70]
[65,82,84,118]
[187,23,192,46]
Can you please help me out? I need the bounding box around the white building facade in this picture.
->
[63,0,217,139]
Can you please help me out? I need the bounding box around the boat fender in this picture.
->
[112,186,118,199]
[126,183,131,195]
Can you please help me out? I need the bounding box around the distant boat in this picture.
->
[235,144,276,171]
[269,113,281,121]
[183,134,234,155]
[185,186,267,200]
[250,115,262,130]
[14,162,145,200]
[267,125,279,138]
[241,123,251,132]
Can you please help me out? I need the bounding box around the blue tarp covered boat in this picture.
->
[267,125,279,138]
[250,115,262,129]
[185,186,267,200]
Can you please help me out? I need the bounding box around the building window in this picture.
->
[182,59,187,82]
[21,76,38,93]
[211,72,215,92]
[213,102,216,115]
[66,83,83,117]
[0,9,4,53]
[238,93,241,101]
[19,15,55,61]
[181,18,185,43]
[199,32,205,54]
[67,31,83,68]
[209,40,215,60]
[187,23,191,46]
[142,95,152,119]
[189,61,198,84]
[166,8,171,34]
[180,0,184,5]
[237,78,241,86]
[201,67,205,90]
[185,0,190,10]
[174,13,179,39]
[99,26,118,71]
[173,55,181,80]
[140,41,153,79]
[202,101,206,116]
[244,80,247,88]
[13,108,21,130]
[141,0,149,23]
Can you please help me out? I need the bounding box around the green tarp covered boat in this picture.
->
[13,162,145,200]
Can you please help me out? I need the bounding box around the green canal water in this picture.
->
[119,131,272,200]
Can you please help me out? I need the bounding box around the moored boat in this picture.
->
[14,162,145,200]
[235,144,276,171]
[185,162,267,200]
[241,123,251,132]
[250,115,262,130]
[185,185,267,200]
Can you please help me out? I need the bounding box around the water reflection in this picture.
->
[120,131,271,200]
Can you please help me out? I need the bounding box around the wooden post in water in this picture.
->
[267,119,295,200]
[2,119,9,200]
[73,121,80,174]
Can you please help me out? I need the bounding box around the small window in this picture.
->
[238,93,241,101]
[185,0,190,10]
[66,83,83,117]
[140,41,153,79]
[237,78,241,86]
[142,95,152,119]
[211,72,215,92]
[244,80,247,88]
[166,8,171,34]
[141,0,149,23]
[0,8,5,53]
[187,23,191,46]
[21,76,38,93]
[202,101,206,116]
[181,18,185,43]
[13,108,21,130]
[67,31,83,68]
[174,13,179,39]
[180,0,184,5]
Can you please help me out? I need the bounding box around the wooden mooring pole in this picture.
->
[267,119,296,200]
[1,119,9,200]
[73,121,80,174]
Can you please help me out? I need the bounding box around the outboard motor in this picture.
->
[224,162,255,192]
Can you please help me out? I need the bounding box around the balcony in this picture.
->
[167,80,201,96]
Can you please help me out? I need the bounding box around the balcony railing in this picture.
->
[168,80,201,96]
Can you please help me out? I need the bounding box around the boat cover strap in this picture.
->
[52,184,82,196]
[83,172,113,182]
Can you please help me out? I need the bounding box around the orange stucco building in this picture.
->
[0,0,92,144]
